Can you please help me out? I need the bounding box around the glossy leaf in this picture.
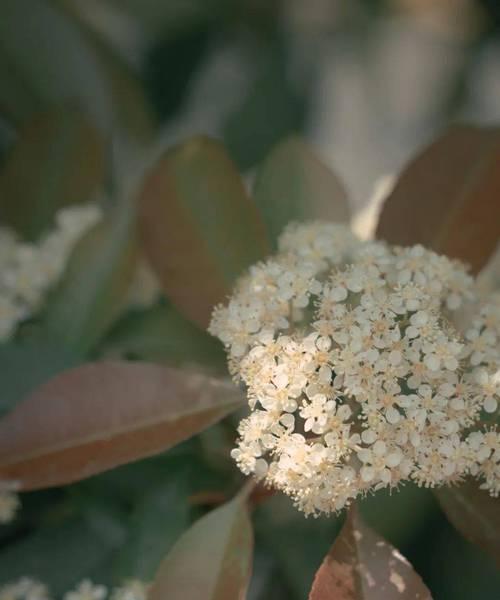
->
[224,46,306,170]
[42,202,137,353]
[114,478,190,580]
[309,506,432,600]
[376,125,500,273]
[138,136,270,328]
[0,107,105,240]
[149,487,253,600]
[254,136,350,248]
[0,518,121,595]
[0,0,111,129]
[101,303,226,372]
[0,361,243,490]
[0,340,80,415]
[435,481,500,567]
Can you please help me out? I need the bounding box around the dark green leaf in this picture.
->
[101,303,226,372]
[114,479,190,580]
[435,481,500,568]
[41,202,137,353]
[254,136,350,248]
[0,0,112,129]
[0,518,120,593]
[224,45,306,170]
[0,340,80,415]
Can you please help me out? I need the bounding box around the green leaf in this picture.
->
[114,478,190,581]
[41,201,137,353]
[138,136,270,328]
[149,487,253,600]
[0,361,244,490]
[0,518,120,593]
[223,45,306,170]
[101,303,227,372]
[54,0,155,151]
[435,481,500,568]
[0,0,112,129]
[255,495,341,600]
[308,506,433,600]
[376,125,500,274]
[254,136,350,248]
[0,107,105,240]
[0,340,81,415]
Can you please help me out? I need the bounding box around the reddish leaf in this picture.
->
[0,362,243,490]
[0,107,105,240]
[254,136,350,248]
[376,125,500,273]
[435,481,500,567]
[149,486,253,600]
[138,136,270,328]
[309,506,432,600]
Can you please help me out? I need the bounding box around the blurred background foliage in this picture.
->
[1,0,500,598]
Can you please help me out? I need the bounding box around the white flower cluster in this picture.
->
[0,203,162,344]
[0,579,148,600]
[0,491,19,524]
[0,204,102,341]
[209,222,500,515]
[0,578,50,600]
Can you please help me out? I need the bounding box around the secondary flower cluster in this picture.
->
[209,222,500,515]
[0,579,148,600]
[0,204,101,341]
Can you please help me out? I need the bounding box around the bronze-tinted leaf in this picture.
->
[42,202,137,354]
[308,506,432,600]
[0,361,243,490]
[376,125,500,273]
[149,487,253,600]
[435,481,500,567]
[254,136,350,248]
[138,136,270,328]
[0,107,105,240]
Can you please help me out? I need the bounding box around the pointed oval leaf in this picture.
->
[376,125,500,273]
[41,202,137,353]
[101,303,226,373]
[149,489,253,600]
[254,136,350,248]
[435,481,500,567]
[0,107,105,240]
[0,361,243,490]
[309,506,432,600]
[138,136,270,328]
[0,0,112,128]
[0,340,81,415]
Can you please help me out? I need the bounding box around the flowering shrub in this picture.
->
[0,43,498,595]
[210,223,500,515]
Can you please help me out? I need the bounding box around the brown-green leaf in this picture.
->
[308,506,432,600]
[254,136,350,248]
[0,361,243,490]
[138,136,270,328]
[376,125,500,274]
[0,107,105,240]
[435,481,500,567]
[41,201,137,353]
[149,487,253,600]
